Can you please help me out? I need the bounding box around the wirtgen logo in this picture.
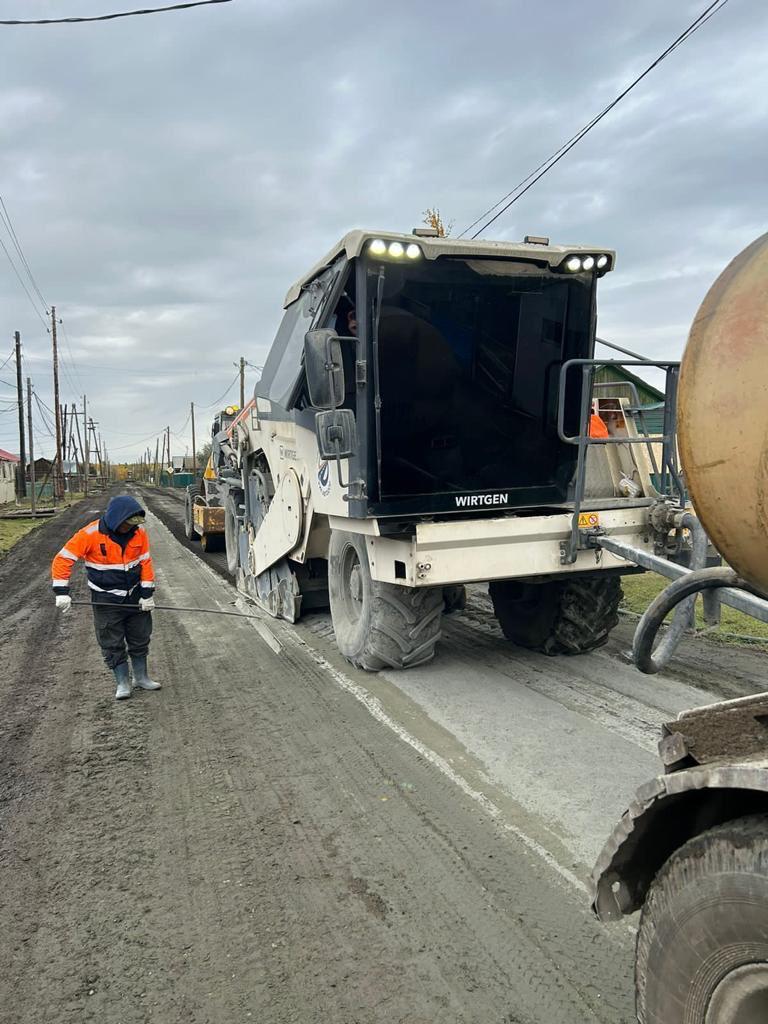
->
[454,493,510,508]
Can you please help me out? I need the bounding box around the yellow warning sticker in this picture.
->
[578,512,600,529]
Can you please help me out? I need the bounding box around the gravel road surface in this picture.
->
[1,488,764,1024]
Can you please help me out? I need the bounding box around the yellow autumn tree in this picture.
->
[422,208,453,237]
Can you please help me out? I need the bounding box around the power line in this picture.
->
[200,370,240,409]
[110,429,169,452]
[0,0,233,26]
[59,320,87,396]
[461,0,730,239]
[0,350,14,372]
[0,196,48,310]
[0,232,49,329]
[33,393,56,438]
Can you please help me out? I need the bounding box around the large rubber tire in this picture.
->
[636,815,768,1024]
[489,575,622,655]
[200,532,224,553]
[183,486,198,542]
[328,530,443,671]
[224,494,241,576]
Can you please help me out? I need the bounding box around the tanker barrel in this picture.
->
[678,232,768,596]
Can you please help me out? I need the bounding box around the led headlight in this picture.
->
[596,254,609,269]
[581,255,595,271]
[388,241,405,257]
[369,238,387,255]
[565,256,582,273]
[405,243,421,259]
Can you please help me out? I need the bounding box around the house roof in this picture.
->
[0,448,19,463]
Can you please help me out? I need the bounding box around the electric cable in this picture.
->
[200,370,241,409]
[33,394,56,437]
[0,233,49,329]
[0,0,233,26]
[0,196,48,310]
[59,320,87,396]
[461,0,730,239]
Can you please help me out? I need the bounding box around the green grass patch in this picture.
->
[0,517,46,556]
[0,492,85,512]
[621,573,768,647]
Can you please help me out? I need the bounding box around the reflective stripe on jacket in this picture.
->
[51,520,155,604]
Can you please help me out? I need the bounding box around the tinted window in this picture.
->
[259,264,343,409]
[371,257,592,499]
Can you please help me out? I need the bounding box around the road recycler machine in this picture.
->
[212,227,693,670]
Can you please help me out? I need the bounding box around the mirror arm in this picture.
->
[333,438,350,489]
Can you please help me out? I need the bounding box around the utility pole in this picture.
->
[159,431,166,485]
[14,332,26,499]
[239,356,245,409]
[82,395,89,497]
[27,378,35,516]
[51,306,64,500]
[167,426,172,475]
[153,437,159,484]
[61,403,68,493]
[190,401,196,478]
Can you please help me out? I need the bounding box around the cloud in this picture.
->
[0,0,764,459]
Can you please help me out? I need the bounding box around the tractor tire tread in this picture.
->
[635,814,768,1024]
[353,583,444,671]
[329,531,443,672]
[490,576,622,656]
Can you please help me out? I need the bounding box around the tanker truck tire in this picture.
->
[224,495,241,576]
[489,575,621,655]
[328,530,443,671]
[635,815,768,1024]
[183,486,198,542]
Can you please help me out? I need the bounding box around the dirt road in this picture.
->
[1,490,765,1024]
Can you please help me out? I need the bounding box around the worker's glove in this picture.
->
[138,596,155,612]
[55,594,72,613]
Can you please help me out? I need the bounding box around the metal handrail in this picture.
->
[557,358,683,564]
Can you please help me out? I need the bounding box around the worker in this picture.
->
[589,404,610,438]
[51,495,161,701]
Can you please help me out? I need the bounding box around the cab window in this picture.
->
[261,262,344,410]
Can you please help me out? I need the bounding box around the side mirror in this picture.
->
[315,409,357,460]
[304,328,345,410]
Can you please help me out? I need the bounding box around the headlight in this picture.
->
[565,256,582,273]
[596,254,609,269]
[581,255,595,271]
[369,238,423,260]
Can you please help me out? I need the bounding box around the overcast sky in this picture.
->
[0,0,764,461]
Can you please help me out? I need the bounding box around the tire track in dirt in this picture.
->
[1,491,636,1023]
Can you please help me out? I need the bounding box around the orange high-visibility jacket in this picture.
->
[589,413,610,439]
[51,520,155,604]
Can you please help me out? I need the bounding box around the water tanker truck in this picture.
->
[592,233,768,1024]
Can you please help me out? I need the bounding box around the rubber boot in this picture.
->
[131,655,161,691]
[113,662,132,700]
